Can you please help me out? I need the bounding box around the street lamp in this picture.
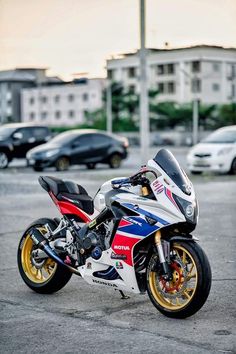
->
[106,80,112,133]
[139,0,149,164]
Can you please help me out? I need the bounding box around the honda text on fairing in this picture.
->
[18,149,212,318]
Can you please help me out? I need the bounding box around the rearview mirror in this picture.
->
[13,132,23,140]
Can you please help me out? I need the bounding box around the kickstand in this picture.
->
[119,290,130,300]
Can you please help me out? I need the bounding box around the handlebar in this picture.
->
[111,168,157,189]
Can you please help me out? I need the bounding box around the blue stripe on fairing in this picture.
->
[122,203,169,225]
[93,266,120,280]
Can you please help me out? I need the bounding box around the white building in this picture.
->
[21,78,106,126]
[107,45,236,104]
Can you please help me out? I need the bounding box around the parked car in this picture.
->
[187,125,236,175]
[0,123,52,169]
[26,129,129,171]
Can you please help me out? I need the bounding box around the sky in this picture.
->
[0,0,235,80]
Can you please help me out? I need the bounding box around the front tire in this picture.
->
[0,151,9,169]
[17,218,72,294]
[146,241,211,318]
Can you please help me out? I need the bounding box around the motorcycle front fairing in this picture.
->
[79,149,199,294]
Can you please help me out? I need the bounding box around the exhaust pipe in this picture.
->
[30,228,81,276]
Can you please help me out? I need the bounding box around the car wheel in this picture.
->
[0,152,9,169]
[109,154,122,169]
[230,158,236,175]
[33,166,44,172]
[86,163,96,170]
[55,157,70,171]
[190,171,202,175]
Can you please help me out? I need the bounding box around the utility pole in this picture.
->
[193,99,199,145]
[139,0,149,164]
[106,81,112,133]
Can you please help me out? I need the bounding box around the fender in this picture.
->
[167,234,199,243]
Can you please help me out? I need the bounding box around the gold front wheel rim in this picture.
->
[21,232,57,284]
[148,243,198,311]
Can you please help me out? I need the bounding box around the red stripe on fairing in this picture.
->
[165,188,179,209]
[118,219,133,228]
[111,233,141,266]
[49,192,91,222]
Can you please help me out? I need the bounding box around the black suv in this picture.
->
[26,129,129,171]
[0,124,52,169]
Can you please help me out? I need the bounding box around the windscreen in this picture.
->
[153,149,191,195]
[0,126,16,138]
[203,129,236,143]
[49,131,79,145]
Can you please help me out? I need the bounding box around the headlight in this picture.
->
[44,149,59,158]
[173,194,198,223]
[218,147,233,156]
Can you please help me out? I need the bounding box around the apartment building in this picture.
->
[0,68,62,124]
[106,45,236,104]
[21,78,106,126]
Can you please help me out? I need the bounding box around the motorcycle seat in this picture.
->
[38,176,94,214]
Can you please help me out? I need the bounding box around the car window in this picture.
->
[203,129,236,144]
[16,128,32,140]
[32,127,50,139]
[91,134,112,146]
[72,135,90,146]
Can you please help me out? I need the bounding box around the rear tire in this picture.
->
[146,241,212,318]
[0,151,9,169]
[55,156,70,171]
[190,171,202,175]
[109,153,122,168]
[17,218,72,294]
[229,157,236,175]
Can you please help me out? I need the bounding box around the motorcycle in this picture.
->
[17,149,212,318]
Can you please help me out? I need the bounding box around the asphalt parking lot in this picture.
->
[0,147,235,354]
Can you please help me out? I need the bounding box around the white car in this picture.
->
[187,125,236,175]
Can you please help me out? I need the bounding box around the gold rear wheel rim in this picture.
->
[21,229,57,284]
[148,243,198,310]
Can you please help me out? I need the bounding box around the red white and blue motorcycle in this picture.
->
[18,149,212,318]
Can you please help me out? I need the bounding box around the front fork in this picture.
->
[154,231,173,281]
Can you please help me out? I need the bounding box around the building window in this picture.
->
[191,79,201,93]
[167,64,175,75]
[128,67,136,78]
[55,95,60,103]
[69,110,74,118]
[29,97,35,105]
[192,61,201,73]
[107,69,114,80]
[40,96,47,103]
[30,112,35,120]
[157,65,164,75]
[158,82,164,93]
[128,85,136,94]
[68,94,74,102]
[167,82,175,94]
[83,93,88,101]
[41,111,47,119]
[231,84,235,99]
[55,111,61,119]
[213,63,220,72]
[212,83,220,92]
